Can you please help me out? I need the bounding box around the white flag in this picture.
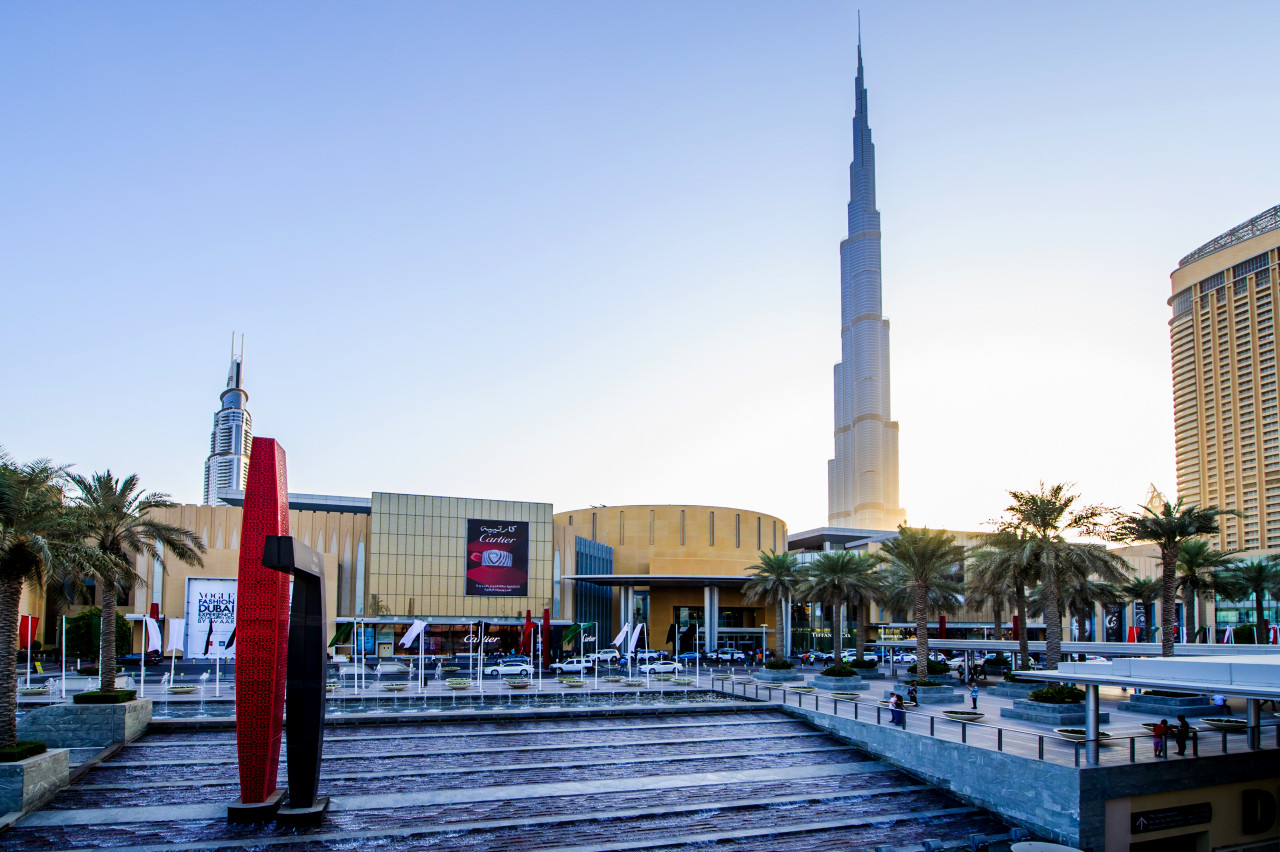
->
[400,619,427,649]
[628,622,644,654]
[143,616,162,653]
[612,623,630,648]
[166,618,185,653]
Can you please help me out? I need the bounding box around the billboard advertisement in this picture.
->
[185,577,237,659]
[465,519,529,596]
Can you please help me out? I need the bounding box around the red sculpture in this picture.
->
[233,438,291,807]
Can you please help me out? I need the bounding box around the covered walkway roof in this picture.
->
[561,574,750,588]
[1023,654,1280,700]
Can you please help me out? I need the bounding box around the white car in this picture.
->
[590,650,620,665]
[713,649,745,662]
[484,661,533,677]
[634,651,664,663]
[549,658,595,674]
[639,660,684,675]
[892,653,917,664]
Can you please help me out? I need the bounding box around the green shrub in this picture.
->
[925,659,950,676]
[901,679,945,688]
[845,658,879,669]
[1233,625,1260,644]
[820,663,861,678]
[764,660,795,670]
[66,608,131,659]
[77,666,99,676]
[0,742,46,762]
[1028,685,1085,704]
[988,653,1009,667]
[73,689,137,705]
[1143,690,1197,699]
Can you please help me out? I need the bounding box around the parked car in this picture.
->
[484,661,533,677]
[639,660,684,675]
[590,649,620,665]
[549,658,595,674]
[634,651,665,663]
[892,653,917,664]
[713,648,745,662]
[496,655,531,665]
[675,651,701,662]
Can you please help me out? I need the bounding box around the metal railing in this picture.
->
[709,676,1280,768]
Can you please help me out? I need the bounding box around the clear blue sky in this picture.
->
[4,2,1279,532]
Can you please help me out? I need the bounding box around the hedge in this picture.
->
[73,689,137,705]
[0,742,46,763]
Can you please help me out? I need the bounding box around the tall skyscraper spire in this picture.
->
[203,334,253,505]
[828,31,904,530]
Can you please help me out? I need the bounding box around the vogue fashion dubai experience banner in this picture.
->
[185,577,237,659]
[465,519,529,596]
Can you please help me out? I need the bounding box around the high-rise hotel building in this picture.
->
[828,38,905,530]
[1170,205,1280,551]
[202,336,253,506]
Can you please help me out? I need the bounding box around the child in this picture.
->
[970,682,979,710]
[1152,718,1169,757]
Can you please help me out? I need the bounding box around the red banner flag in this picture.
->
[18,616,39,650]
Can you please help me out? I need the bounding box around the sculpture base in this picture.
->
[227,788,284,823]
[276,795,330,827]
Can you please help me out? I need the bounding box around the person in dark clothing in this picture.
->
[907,685,918,704]
[1174,715,1191,756]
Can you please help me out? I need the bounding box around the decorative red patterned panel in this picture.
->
[234,438,291,804]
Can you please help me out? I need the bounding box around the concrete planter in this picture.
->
[986,680,1051,699]
[844,666,885,680]
[18,698,152,749]
[813,675,869,691]
[0,748,69,814]
[753,669,804,683]
[1000,698,1110,726]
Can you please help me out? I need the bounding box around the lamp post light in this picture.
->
[761,624,768,668]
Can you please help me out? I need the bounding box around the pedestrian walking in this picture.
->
[970,682,979,710]
[1152,718,1169,757]
[891,694,906,728]
[1211,694,1232,714]
[1174,715,1191,756]
[907,684,918,705]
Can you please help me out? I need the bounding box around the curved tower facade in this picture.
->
[828,39,905,530]
[203,335,253,506]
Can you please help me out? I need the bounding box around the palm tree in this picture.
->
[967,528,1036,669]
[1004,484,1128,669]
[878,527,964,682]
[743,550,799,658]
[1121,578,1161,642]
[796,550,865,665]
[1032,580,1125,648]
[0,452,105,748]
[1113,499,1235,656]
[844,552,886,664]
[1217,560,1280,644]
[1176,540,1235,642]
[68,472,205,692]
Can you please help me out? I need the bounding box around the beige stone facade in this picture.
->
[555,505,788,654]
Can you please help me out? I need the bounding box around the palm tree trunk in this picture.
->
[775,598,785,659]
[914,587,929,682]
[0,577,24,749]
[992,599,1003,643]
[1044,587,1062,670]
[831,600,842,664]
[1255,590,1268,645]
[1183,585,1196,643]
[100,585,118,692]
[854,597,866,663]
[1015,586,1029,670]
[1159,546,1177,656]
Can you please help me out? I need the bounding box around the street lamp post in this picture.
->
[761,624,768,667]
